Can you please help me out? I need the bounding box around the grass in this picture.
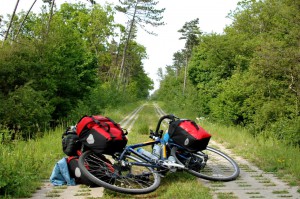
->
[0,127,65,198]
[104,101,145,123]
[1,101,300,198]
[216,192,238,199]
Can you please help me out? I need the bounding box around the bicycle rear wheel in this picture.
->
[78,150,161,194]
[173,146,240,181]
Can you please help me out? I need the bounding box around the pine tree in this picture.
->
[115,0,165,86]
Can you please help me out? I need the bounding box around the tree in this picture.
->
[172,50,186,77]
[178,18,202,95]
[115,0,165,86]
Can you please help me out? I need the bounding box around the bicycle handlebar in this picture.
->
[154,114,178,136]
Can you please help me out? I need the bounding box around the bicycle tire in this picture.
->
[78,150,161,194]
[173,146,240,181]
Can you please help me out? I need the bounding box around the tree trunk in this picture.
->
[118,0,138,86]
[14,0,38,41]
[2,0,20,47]
[183,54,188,95]
[46,0,55,35]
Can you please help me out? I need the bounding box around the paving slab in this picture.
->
[30,183,103,199]
[200,140,300,199]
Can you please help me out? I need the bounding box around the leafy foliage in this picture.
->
[155,0,300,145]
[0,2,153,140]
[116,0,165,34]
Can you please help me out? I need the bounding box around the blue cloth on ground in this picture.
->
[49,157,76,186]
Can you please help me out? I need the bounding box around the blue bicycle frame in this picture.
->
[118,139,164,168]
[118,114,188,170]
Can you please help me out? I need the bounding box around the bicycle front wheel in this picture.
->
[174,146,240,181]
[78,150,161,194]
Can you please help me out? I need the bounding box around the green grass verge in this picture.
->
[0,127,65,198]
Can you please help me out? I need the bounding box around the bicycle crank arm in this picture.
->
[162,161,185,169]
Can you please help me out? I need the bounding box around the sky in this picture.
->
[0,0,240,92]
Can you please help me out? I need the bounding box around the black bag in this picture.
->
[62,126,82,156]
[67,156,98,187]
[67,155,114,186]
[168,119,211,152]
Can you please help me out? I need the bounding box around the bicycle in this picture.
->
[77,114,240,194]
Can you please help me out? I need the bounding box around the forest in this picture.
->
[0,0,159,141]
[153,0,300,146]
[0,0,299,146]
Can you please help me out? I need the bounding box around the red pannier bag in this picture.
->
[168,119,211,152]
[76,115,127,155]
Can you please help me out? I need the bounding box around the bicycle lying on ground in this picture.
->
[77,114,240,194]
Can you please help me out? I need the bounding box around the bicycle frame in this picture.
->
[118,137,189,171]
[116,114,190,170]
[118,139,163,168]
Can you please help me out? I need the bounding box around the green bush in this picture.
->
[2,84,54,140]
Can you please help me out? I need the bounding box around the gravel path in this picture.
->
[30,103,300,199]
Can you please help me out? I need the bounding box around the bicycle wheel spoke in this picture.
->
[78,151,160,194]
[174,146,239,181]
[201,149,237,178]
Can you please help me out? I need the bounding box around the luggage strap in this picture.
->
[90,116,116,139]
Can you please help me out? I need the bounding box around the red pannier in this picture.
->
[76,115,127,155]
[168,119,211,152]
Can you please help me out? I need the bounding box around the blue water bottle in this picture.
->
[137,148,158,160]
[152,144,161,159]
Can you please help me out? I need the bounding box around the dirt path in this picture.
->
[200,140,300,199]
[30,103,300,199]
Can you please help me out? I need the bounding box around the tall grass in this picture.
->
[0,127,64,198]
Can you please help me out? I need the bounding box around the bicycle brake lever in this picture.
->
[149,129,155,139]
[158,130,163,138]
